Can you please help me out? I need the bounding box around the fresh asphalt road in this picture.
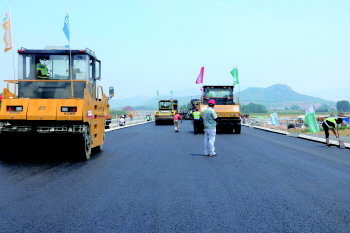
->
[0,120,350,233]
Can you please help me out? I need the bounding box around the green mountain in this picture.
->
[237,84,334,108]
[110,84,335,110]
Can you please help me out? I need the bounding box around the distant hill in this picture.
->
[109,95,151,109]
[140,95,201,109]
[110,95,201,110]
[110,84,335,110]
[236,84,335,109]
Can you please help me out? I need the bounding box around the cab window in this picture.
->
[73,55,89,80]
[18,54,33,80]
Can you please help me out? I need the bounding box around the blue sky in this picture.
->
[0,0,349,101]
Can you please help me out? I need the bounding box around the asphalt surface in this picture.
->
[1,120,350,232]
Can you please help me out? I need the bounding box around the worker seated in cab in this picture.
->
[206,92,213,97]
[36,58,50,79]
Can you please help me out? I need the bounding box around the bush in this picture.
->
[242,103,268,113]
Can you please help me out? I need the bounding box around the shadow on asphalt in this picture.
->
[186,131,196,135]
[0,147,102,164]
[189,153,207,157]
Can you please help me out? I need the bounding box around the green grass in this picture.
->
[111,110,127,119]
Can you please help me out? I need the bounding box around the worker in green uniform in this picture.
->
[322,117,343,147]
[192,108,201,134]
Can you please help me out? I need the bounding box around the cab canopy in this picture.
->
[18,47,101,81]
[202,85,234,105]
[15,47,101,99]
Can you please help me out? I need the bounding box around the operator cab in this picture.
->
[159,100,172,110]
[158,100,178,112]
[202,86,234,105]
[17,47,101,99]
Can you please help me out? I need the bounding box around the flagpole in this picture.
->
[238,67,240,103]
[9,7,16,96]
[237,65,240,104]
[65,0,74,98]
[69,42,73,98]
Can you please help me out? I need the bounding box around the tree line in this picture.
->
[336,100,350,112]
[167,100,350,114]
[241,103,268,113]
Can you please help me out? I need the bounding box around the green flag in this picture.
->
[230,67,239,85]
[305,106,319,133]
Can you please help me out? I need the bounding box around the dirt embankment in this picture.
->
[265,124,350,137]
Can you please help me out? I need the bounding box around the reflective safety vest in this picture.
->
[36,63,48,76]
[324,117,337,129]
[193,111,201,120]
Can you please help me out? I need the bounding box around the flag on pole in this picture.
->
[230,67,239,85]
[2,11,12,52]
[63,9,70,47]
[195,67,204,84]
[156,90,159,99]
[270,112,279,126]
[305,106,320,133]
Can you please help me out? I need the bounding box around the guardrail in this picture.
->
[105,116,154,132]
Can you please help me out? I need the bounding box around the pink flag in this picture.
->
[195,67,204,84]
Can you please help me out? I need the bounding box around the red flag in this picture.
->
[195,67,204,84]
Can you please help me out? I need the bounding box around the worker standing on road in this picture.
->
[129,112,133,121]
[322,117,343,147]
[174,112,182,132]
[192,108,201,134]
[119,116,125,126]
[202,99,218,156]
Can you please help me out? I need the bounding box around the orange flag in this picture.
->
[2,11,12,52]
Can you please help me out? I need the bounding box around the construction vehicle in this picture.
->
[154,99,178,125]
[187,98,200,120]
[185,98,200,120]
[0,47,113,161]
[197,85,241,134]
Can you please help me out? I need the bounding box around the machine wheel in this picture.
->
[155,120,159,125]
[0,136,12,161]
[92,133,104,154]
[93,144,103,154]
[235,125,241,134]
[78,125,92,161]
